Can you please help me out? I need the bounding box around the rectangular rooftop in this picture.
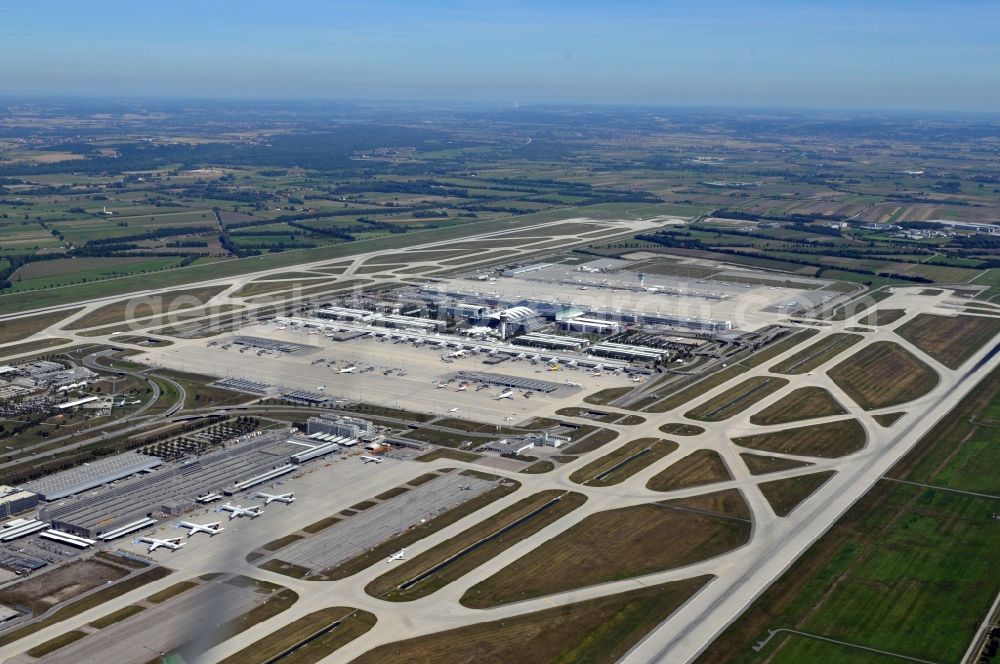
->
[23,452,163,501]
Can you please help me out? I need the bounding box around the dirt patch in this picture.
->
[0,559,129,616]
[646,449,733,491]
[734,418,866,458]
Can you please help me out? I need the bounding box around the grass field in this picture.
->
[702,481,1000,664]
[658,423,706,436]
[520,460,555,473]
[250,271,325,281]
[555,406,619,422]
[155,369,251,409]
[646,449,733,491]
[857,308,907,326]
[5,256,188,293]
[769,333,863,374]
[583,386,634,405]
[895,313,1000,369]
[25,630,88,657]
[748,387,846,426]
[569,437,678,486]
[758,471,836,517]
[741,328,820,368]
[887,366,1000,495]
[972,269,1000,302]
[65,284,228,329]
[644,365,750,413]
[561,427,620,455]
[823,289,893,320]
[262,534,304,551]
[414,448,482,462]
[0,203,659,316]
[828,341,938,409]
[740,453,813,476]
[402,427,492,448]
[733,418,866,458]
[677,489,752,520]
[218,607,377,664]
[461,498,750,608]
[872,411,905,427]
[755,632,894,663]
[355,576,711,664]
[0,307,81,344]
[234,278,331,297]
[697,366,1000,664]
[684,376,789,421]
[366,490,588,601]
[0,336,71,359]
[146,580,199,604]
[87,604,145,629]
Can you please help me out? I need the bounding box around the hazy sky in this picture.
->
[2,0,998,111]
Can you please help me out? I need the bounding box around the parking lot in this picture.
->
[274,472,497,572]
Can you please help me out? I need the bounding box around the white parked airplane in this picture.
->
[456,385,467,391]
[360,455,383,464]
[136,536,185,553]
[316,385,326,391]
[197,493,223,504]
[565,379,583,388]
[254,492,295,505]
[448,407,459,413]
[218,503,263,519]
[387,548,406,563]
[176,521,224,537]
[495,389,514,400]
[338,366,357,374]
[631,375,644,383]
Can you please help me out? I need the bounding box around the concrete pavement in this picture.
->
[0,276,997,663]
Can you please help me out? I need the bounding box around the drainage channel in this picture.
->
[397,495,565,591]
[264,618,345,664]
[591,446,652,484]
[701,377,774,419]
[786,335,852,373]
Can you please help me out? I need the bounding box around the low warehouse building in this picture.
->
[23,452,163,501]
[480,439,534,457]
